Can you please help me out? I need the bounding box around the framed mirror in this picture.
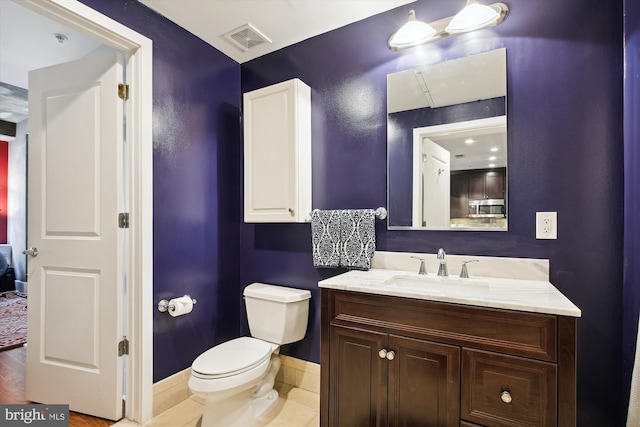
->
[387,48,507,231]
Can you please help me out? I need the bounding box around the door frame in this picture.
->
[16,0,153,423]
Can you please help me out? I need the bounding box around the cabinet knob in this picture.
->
[501,390,512,404]
[378,349,387,359]
[288,208,295,215]
[386,350,395,361]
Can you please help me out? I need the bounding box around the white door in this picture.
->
[420,138,450,228]
[26,50,125,420]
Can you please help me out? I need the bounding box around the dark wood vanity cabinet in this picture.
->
[320,289,577,427]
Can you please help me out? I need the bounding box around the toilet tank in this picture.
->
[243,283,311,345]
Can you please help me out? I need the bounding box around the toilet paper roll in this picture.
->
[169,296,193,317]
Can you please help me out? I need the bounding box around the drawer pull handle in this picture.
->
[386,350,396,361]
[378,349,387,359]
[501,390,512,404]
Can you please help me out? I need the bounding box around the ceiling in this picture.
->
[0,0,102,124]
[0,0,415,125]
[138,0,416,63]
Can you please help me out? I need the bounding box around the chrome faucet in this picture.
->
[437,248,448,277]
[460,260,479,278]
[410,256,427,275]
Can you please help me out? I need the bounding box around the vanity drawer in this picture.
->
[329,290,557,361]
[461,349,557,427]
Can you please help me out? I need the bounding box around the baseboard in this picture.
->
[275,355,320,395]
[152,367,191,417]
[152,355,320,416]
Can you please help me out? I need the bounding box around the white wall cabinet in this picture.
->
[243,78,311,223]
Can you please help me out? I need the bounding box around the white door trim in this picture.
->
[15,0,153,423]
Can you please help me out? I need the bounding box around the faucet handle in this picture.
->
[410,256,427,275]
[460,259,479,278]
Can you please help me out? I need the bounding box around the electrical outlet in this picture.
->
[536,212,557,239]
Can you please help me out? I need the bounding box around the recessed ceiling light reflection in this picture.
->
[489,163,496,168]
[490,147,499,152]
[489,156,497,161]
[465,139,474,144]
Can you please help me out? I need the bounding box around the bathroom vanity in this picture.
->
[319,268,580,427]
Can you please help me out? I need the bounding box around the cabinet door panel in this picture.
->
[468,173,486,200]
[450,173,469,219]
[388,335,460,427]
[244,86,295,219]
[484,172,504,199]
[330,325,387,427]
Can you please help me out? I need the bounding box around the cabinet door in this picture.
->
[468,173,486,200]
[388,335,460,427]
[330,325,388,427]
[450,173,468,218]
[484,170,505,199]
[467,169,505,200]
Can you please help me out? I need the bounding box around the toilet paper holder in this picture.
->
[158,295,197,313]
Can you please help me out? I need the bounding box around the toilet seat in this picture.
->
[191,337,274,380]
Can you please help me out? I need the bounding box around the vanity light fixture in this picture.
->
[388,2,509,51]
[388,10,437,50]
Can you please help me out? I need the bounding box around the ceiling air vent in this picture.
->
[224,23,272,52]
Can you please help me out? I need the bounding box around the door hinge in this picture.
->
[118,337,129,356]
[118,213,129,228]
[118,83,129,100]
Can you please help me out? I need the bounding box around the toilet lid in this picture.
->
[191,337,273,378]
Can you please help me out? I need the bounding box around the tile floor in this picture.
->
[112,384,319,427]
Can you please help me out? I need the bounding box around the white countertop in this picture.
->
[319,269,581,317]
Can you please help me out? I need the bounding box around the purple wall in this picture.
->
[241,0,624,424]
[624,0,640,420]
[79,0,242,382]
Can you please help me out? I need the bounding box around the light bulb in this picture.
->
[388,10,436,49]
[446,1,500,34]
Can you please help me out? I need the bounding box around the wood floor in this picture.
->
[0,345,115,426]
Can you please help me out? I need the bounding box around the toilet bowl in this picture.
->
[188,283,311,427]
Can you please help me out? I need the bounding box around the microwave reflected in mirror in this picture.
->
[387,48,507,231]
[469,199,506,217]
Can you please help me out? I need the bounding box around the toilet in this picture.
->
[188,283,311,427]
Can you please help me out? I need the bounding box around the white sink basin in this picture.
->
[383,274,490,296]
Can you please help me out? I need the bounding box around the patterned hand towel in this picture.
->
[339,209,376,270]
[311,209,342,268]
